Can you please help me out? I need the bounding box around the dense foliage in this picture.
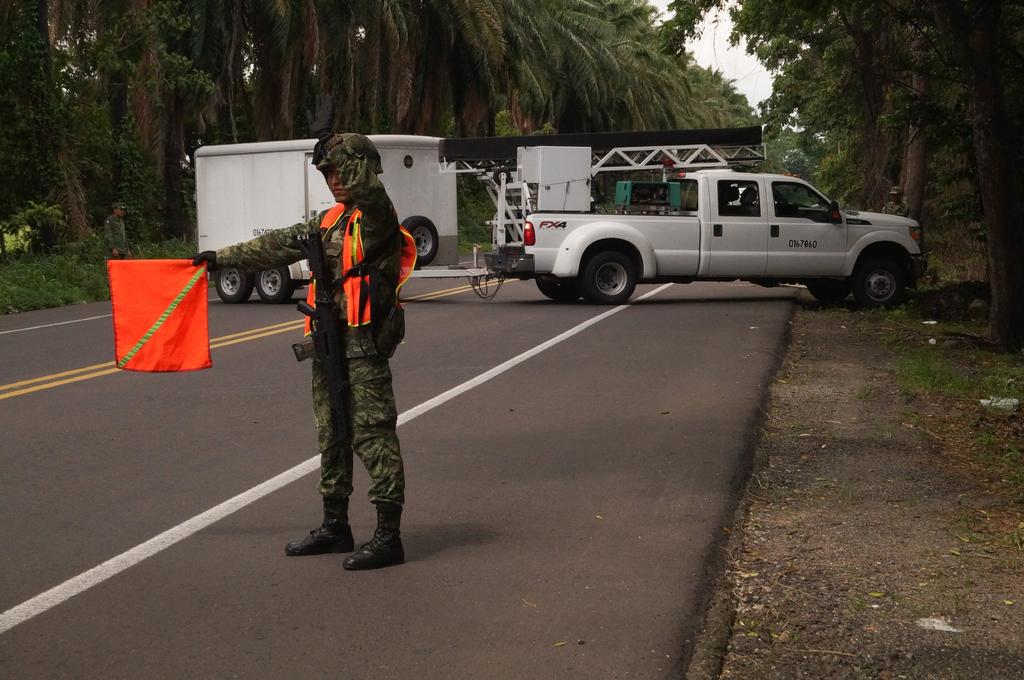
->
[0,0,755,256]
[667,0,1023,349]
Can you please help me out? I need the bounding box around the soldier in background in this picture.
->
[103,203,130,259]
[883,186,909,217]
[192,133,415,571]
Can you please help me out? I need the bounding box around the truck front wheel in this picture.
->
[536,277,581,302]
[216,268,254,303]
[255,267,296,303]
[806,279,852,305]
[852,259,906,307]
[580,251,637,305]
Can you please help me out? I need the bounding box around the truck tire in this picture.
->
[536,277,581,302]
[255,267,296,304]
[806,279,852,305]
[580,251,636,305]
[852,259,906,307]
[402,216,439,266]
[216,268,254,303]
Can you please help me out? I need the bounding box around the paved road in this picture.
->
[0,278,795,679]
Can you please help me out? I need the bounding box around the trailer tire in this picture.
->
[255,267,296,304]
[805,279,852,305]
[536,277,581,302]
[402,216,439,266]
[580,251,636,305]
[216,268,254,303]
[852,258,906,308]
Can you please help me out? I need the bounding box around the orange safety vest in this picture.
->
[304,203,417,334]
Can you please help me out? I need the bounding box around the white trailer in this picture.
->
[194,135,459,303]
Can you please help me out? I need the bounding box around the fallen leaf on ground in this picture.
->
[553,641,567,647]
[869,592,885,598]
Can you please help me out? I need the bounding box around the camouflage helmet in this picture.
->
[316,133,383,175]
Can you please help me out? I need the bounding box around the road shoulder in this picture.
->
[686,302,1024,679]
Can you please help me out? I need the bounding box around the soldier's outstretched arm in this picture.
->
[335,156,398,255]
[215,214,323,272]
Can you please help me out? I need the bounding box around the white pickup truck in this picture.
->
[487,164,926,307]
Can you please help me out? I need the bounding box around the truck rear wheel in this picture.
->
[216,268,254,303]
[806,279,852,305]
[852,259,906,307]
[255,267,296,303]
[580,251,636,305]
[536,277,581,302]
[402,216,439,266]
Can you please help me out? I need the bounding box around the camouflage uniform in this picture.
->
[883,199,909,217]
[103,212,129,256]
[884,187,909,217]
[215,141,406,507]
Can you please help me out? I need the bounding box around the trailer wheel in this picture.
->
[580,251,636,305]
[216,268,254,303]
[536,277,581,302]
[852,259,906,308]
[805,279,852,305]
[255,267,296,304]
[402,216,439,266]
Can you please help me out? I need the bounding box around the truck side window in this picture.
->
[772,182,829,222]
[718,180,760,217]
[679,179,699,212]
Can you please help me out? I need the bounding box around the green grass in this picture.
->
[0,237,195,314]
[895,346,1024,401]
[895,349,977,397]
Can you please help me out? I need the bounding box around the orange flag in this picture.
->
[108,259,211,372]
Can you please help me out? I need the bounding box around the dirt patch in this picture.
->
[689,299,1024,679]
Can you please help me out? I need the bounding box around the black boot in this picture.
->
[285,497,355,556]
[343,502,404,570]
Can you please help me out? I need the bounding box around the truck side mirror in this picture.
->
[829,200,842,224]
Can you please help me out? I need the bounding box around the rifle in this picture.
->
[292,231,349,441]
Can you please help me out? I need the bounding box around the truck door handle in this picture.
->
[770,224,779,237]
[713,224,722,237]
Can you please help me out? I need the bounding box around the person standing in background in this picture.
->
[103,203,130,259]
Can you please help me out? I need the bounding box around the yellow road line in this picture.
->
[0,281,485,400]
[403,284,477,301]
[0,361,116,391]
[0,368,122,400]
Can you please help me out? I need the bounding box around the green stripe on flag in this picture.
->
[118,267,206,369]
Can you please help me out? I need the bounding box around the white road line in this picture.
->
[0,294,220,336]
[0,315,112,336]
[0,283,672,635]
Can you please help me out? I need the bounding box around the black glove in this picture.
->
[192,251,218,270]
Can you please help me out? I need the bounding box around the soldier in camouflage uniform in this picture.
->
[192,133,408,570]
[883,186,909,217]
[103,203,130,259]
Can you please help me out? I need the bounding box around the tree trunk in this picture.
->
[846,19,894,210]
[932,0,1024,350]
[33,0,60,250]
[901,36,929,222]
[162,93,188,240]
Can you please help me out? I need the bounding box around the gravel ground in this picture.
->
[686,303,1024,679]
